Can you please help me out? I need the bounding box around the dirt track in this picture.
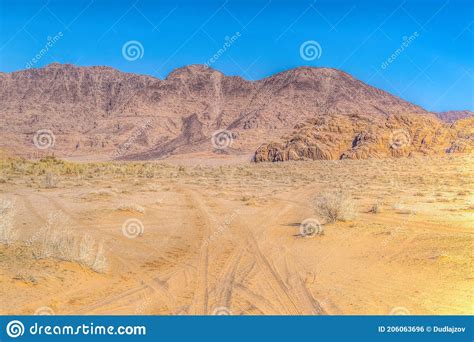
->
[0,155,472,315]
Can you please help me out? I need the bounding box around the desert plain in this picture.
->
[0,153,472,315]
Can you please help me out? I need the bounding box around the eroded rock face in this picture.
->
[254,115,474,162]
[0,63,433,159]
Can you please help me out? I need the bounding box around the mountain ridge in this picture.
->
[436,110,474,123]
[0,62,470,161]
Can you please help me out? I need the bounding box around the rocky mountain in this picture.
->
[436,110,473,123]
[254,114,473,162]
[0,62,471,161]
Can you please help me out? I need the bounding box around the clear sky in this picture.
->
[0,0,472,112]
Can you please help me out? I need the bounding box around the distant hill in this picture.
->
[436,110,474,123]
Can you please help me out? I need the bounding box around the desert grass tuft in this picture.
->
[116,203,145,214]
[31,212,108,273]
[314,190,357,223]
[0,199,17,245]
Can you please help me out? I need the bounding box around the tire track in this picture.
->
[190,187,309,315]
[178,187,212,315]
[234,284,280,314]
[213,248,244,309]
[237,188,328,315]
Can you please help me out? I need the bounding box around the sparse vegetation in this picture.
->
[0,199,17,245]
[79,234,108,273]
[116,203,145,214]
[13,272,37,285]
[368,202,380,214]
[43,172,58,188]
[31,212,108,273]
[314,191,357,223]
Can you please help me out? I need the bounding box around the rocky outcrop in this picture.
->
[254,115,474,162]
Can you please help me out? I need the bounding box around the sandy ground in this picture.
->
[0,155,472,315]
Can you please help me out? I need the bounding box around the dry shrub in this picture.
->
[32,212,69,259]
[314,190,357,223]
[87,189,115,198]
[79,234,108,273]
[116,203,145,214]
[369,202,381,214]
[32,212,108,273]
[0,199,17,245]
[43,172,58,188]
[13,272,37,285]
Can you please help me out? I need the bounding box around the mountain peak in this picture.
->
[165,64,222,81]
[45,62,65,68]
[268,66,351,81]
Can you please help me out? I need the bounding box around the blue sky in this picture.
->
[0,0,472,111]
